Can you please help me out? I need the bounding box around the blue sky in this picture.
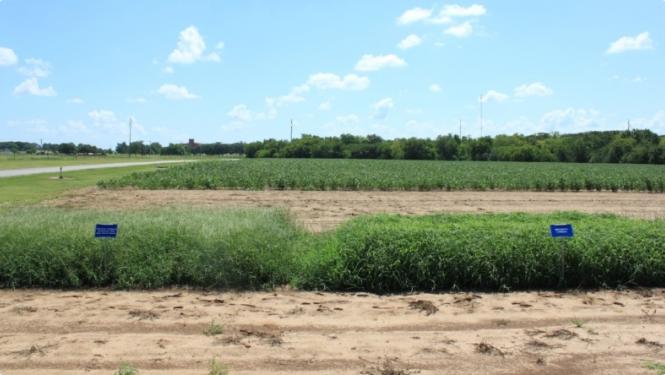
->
[1,1,664,147]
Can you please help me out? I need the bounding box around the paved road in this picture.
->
[0,160,193,178]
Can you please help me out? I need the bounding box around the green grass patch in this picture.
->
[645,362,665,374]
[1,208,664,292]
[0,208,303,289]
[98,159,665,192]
[0,165,167,205]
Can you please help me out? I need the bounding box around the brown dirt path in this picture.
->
[47,188,665,231]
[1,289,663,374]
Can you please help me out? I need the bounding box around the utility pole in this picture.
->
[290,119,294,142]
[479,95,484,138]
[627,120,631,132]
[128,117,133,158]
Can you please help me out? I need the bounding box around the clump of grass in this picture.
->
[571,319,586,328]
[208,358,229,375]
[645,361,665,375]
[115,363,138,375]
[204,321,224,336]
[0,207,303,290]
[299,212,665,293]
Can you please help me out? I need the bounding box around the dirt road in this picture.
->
[0,289,663,374]
[48,189,665,231]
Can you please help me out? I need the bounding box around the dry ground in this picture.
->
[0,289,663,375]
[48,188,665,231]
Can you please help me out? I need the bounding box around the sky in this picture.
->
[1,0,664,148]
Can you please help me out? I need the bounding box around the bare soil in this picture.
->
[47,188,665,231]
[0,289,663,374]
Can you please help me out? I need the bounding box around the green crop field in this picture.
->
[1,208,663,292]
[98,158,665,192]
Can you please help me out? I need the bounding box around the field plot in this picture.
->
[48,189,665,231]
[1,289,664,375]
[98,159,665,192]
[2,208,665,292]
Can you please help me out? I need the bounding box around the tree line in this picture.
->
[244,129,665,164]
[4,129,665,164]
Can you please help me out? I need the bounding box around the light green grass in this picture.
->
[0,165,165,205]
[645,362,665,374]
[99,158,665,192]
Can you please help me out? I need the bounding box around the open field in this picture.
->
[0,154,206,170]
[48,188,665,231]
[1,288,664,375]
[0,165,177,205]
[98,159,665,192]
[4,158,665,374]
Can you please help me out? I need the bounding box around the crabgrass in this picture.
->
[645,362,665,375]
[115,363,138,375]
[204,321,224,336]
[98,158,665,192]
[1,208,665,292]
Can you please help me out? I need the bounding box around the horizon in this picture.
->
[1,1,664,148]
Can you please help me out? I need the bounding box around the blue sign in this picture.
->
[550,224,574,238]
[95,224,118,238]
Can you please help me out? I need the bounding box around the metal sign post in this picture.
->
[95,224,118,284]
[550,224,574,288]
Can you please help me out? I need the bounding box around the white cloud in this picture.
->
[157,84,199,100]
[445,22,473,38]
[440,4,486,17]
[429,84,442,93]
[18,58,51,77]
[632,110,665,133]
[167,26,220,64]
[307,73,370,91]
[163,66,174,74]
[215,42,225,50]
[0,46,18,66]
[398,34,423,50]
[227,104,253,123]
[89,110,145,136]
[355,54,407,72]
[372,97,394,121]
[269,84,309,107]
[13,78,56,96]
[514,82,553,97]
[397,7,432,25]
[540,108,602,132]
[318,101,332,111]
[89,109,117,123]
[67,97,84,104]
[606,32,653,54]
[481,90,508,103]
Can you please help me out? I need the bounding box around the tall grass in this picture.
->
[0,208,303,289]
[299,213,665,292]
[1,208,664,291]
[98,159,665,192]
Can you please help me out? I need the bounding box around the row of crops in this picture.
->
[98,159,665,192]
[2,208,664,292]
